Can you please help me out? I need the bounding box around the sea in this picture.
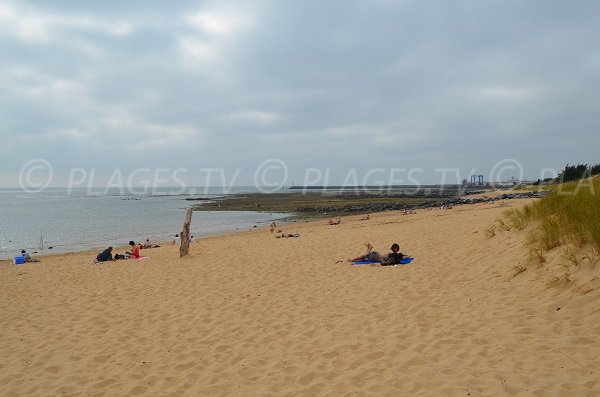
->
[0,187,289,260]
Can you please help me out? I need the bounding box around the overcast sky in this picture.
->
[1,0,599,187]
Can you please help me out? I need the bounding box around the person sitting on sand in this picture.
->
[348,242,407,266]
[143,239,160,249]
[96,247,113,262]
[21,249,31,262]
[128,241,141,259]
[21,249,40,263]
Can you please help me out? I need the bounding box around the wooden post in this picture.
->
[180,208,193,257]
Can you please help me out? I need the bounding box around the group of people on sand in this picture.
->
[91,217,410,267]
[275,233,300,239]
[96,239,161,262]
[269,221,300,238]
[172,234,196,245]
[95,233,201,263]
[348,242,409,266]
[267,215,411,266]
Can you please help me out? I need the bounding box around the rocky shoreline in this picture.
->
[192,190,549,217]
[296,191,549,214]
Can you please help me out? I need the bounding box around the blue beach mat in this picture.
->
[352,261,379,265]
[352,257,414,266]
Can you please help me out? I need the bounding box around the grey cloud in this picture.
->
[1,0,599,186]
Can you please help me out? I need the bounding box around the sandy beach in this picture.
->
[1,199,598,396]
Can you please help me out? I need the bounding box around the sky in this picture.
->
[1,0,599,188]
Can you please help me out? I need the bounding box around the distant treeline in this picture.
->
[533,163,600,185]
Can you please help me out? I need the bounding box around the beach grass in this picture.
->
[504,177,600,262]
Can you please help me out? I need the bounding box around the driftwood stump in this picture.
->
[180,208,193,257]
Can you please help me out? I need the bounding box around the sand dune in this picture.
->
[1,199,598,396]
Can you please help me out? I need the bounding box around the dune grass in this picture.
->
[504,177,600,262]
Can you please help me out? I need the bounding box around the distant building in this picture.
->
[469,175,485,185]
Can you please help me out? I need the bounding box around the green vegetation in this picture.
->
[504,177,600,264]
[531,177,557,186]
[559,163,592,182]
[531,162,600,186]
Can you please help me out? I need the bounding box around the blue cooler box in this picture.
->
[14,256,25,265]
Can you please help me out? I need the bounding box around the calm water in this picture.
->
[0,187,289,259]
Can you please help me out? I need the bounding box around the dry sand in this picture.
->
[1,199,598,396]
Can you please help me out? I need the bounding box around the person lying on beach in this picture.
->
[328,217,341,225]
[128,241,141,259]
[359,214,370,221]
[347,242,407,266]
[96,247,113,262]
[21,249,40,263]
[143,239,160,249]
[275,233,300,238]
